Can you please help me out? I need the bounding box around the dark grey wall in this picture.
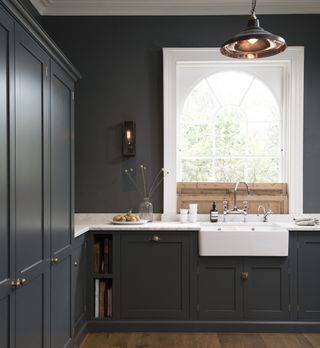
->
[42,15,320,213]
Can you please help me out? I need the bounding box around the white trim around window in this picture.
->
[163,47,304,214]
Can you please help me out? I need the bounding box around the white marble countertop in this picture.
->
[74,213,320,238]
[75,221,200,237]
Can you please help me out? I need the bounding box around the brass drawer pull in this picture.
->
[150,236,161,242]
[241,272,249,281]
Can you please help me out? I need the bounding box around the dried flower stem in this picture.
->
[124,165,169,199]
[125,169,143,197]
[140,165,147,197]
[149,171,169,198]
[148,168,164,197]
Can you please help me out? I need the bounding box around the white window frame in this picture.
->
[163,47,304,214]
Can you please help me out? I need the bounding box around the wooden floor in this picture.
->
[81,333,320,348]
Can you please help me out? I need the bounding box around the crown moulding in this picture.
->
[29,0,320,16]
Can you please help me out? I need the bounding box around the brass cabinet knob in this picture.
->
[241,272,249,281]
[51,257,59,265]
[11,279,21,289]
[11,278,27,289]
[150,236,161,242]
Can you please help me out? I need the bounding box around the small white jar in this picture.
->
[179,209,188,223]
[189,203,198,213]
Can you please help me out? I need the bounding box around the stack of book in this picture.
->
[94,279,112,319]
[93,237,112,273]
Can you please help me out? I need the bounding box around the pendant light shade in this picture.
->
[220,1,287,59]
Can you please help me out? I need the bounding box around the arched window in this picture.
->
[163,48,304,214]
[178,71,281,183]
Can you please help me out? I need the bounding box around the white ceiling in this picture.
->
[30,0,320,16]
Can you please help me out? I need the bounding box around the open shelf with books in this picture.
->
[88,232,115,320]
[93,234,112,274]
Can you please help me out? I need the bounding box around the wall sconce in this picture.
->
[122,121,136,157]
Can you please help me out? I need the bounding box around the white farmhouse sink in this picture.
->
[199,223,289,256]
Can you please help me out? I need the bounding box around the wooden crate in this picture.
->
[177,182,288,214]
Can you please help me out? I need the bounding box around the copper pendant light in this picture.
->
[220,0,287,59]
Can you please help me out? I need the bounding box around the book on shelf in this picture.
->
[107,239,112,273]
[94,279,99,318]
[102,238,109,273]
[94,279,112,319]
[93,237,112,273]
[99,280,106,318]
[93,241,101,273]
[107,287,112,317]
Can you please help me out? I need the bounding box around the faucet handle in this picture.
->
[243,200,248,222]
[223,199,228,210]
[222,199,228,222]
[263,208,272,222]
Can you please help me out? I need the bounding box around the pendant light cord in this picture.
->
[251,0,257,17]
[252,0,256,12]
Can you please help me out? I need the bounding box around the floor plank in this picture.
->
[261,333,314,348]
[281,334,314,348]
[304,334,320,348]
[218,333,267,348]
[80,333,320,348]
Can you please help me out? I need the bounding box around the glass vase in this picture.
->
[139,197,153,222]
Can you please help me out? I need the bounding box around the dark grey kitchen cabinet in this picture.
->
[198,257,290,321]
[296,232,320,320]
[50,61,74,258]
[50,60,75,348]
[243,258,290,321]
[72,236,86,337]
[0,1,80,347]
[14,24,51,348]
[0,7,14,348]
[198,257,243,320]
[120,232,190,320]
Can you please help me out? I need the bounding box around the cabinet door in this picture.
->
[243,258,290,321]
[120,232,189,319]
[72,236,86,337]
[198,257,243,320]
[14,25,50,348]
[50,61,74,348]
[0,8,14,348]
[297,233,320,320]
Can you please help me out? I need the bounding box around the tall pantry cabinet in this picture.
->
[0,7,14,348]
[0,1,81,347]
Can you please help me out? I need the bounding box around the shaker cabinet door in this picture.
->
[120,232,190,320]
[14,24,51,348]
[50,61,74,257]
[72,236,86,336]
[198,257,243,320]
[243,257,290,321]
[0,7,14,348]
[297,233,320,320]
[50,61,75,348]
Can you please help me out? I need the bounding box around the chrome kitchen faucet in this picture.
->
[223,181,251,222]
